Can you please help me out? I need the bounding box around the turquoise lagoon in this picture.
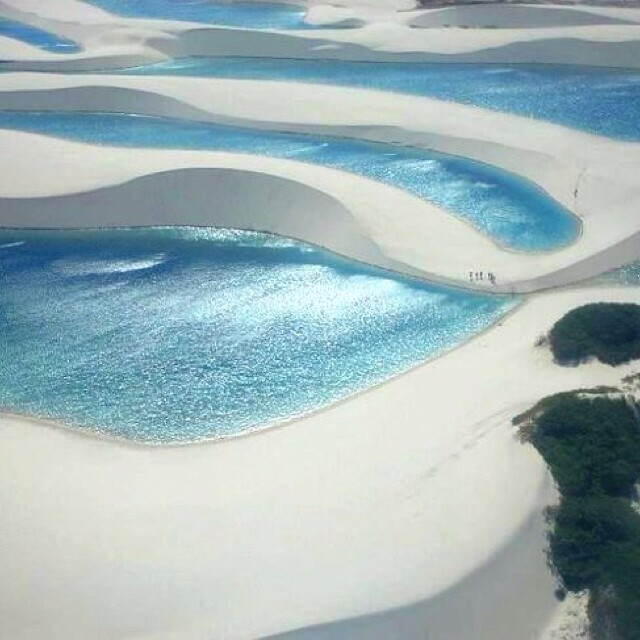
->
[83,0,312,30]
[119,58,640,141]
[0,17,80,53]
[0,228,516,443]
[0,111,578,251]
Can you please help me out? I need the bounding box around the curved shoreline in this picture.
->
[1,276,635,450]
[0,126,636,293]
[0,108,581,253]
[0,283,521,448]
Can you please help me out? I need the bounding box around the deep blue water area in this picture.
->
[0,17,80,53]
[119,58,640,141]
[0,111,578,251]
[0,228,516,442]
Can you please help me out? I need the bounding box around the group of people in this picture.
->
[469,270,497,284]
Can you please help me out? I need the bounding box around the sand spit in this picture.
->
[0,166,398,275]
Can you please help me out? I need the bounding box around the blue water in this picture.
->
[0,111,577,251]
[83,0,311,30]
[0,228,516,443]
[118,58,640,141]
[0,17,80,53]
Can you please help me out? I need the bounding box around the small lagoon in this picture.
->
[0,228,516,443]
[0,111,578,251]
[0,17,80,53]
[119,58,640,141]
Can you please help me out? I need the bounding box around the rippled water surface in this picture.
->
[120,58,640,140]
[0,17,80,53]
[84,0,311,29]
[0,111,577,251]
[0,228,516,442]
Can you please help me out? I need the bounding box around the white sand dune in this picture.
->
[0,77,638,291]
[0,2,639,639]
[0,130,637,295]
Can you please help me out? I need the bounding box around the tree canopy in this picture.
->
[520,395,640,639]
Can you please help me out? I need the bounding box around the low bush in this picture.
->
[549,303,640,366]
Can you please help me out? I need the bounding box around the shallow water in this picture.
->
[0,228,516,443]
[0,111,578,251]
[0,17,80,53]
[595,260,640,286]
[119,58,640,141]
[83,0,312,30]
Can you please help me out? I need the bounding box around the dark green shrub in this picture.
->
[522,394,640,639]
[550,497,640,591]
[549,303,640,366]
[531,396,640,497]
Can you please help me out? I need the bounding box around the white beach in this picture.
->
[0,1,639,639]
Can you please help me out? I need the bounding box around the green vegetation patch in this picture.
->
[518,394,640,639]
[549,303,640,366]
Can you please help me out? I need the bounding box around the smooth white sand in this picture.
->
[0,2,639,639]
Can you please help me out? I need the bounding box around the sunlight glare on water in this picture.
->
[0,227,517,443]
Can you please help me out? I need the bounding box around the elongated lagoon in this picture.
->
[0,228,516,443]
[83,0,312,30]
[0,17,80,53]
[0,111,578,251]
[119,58,640,141]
